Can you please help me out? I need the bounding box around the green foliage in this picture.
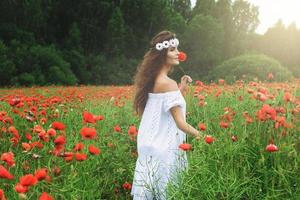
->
[209,54,294,83]
[105,55,139,85]
[182,14,224,79]
[231,0,259,55]
[63,50,88,84]
[64,22,82,51]
[171,0,192,20]
[0,23,35,45]
[29,45,77,85]
[0,0,298,86]
[192,0,215,17]
[106,7,126,56]
[165,9,187,36]
[0,40,16,86]
[253,21,300,77]
[17,72,35,86]
[5,41,77,85]
[85,54,107,85]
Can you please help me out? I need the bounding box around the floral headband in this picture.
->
[155,38,179,51]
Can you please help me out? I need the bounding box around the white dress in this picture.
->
[131,90,188,200]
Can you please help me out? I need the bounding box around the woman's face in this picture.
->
[165,46,179,66]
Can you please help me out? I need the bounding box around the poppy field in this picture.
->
[0,79,299,200]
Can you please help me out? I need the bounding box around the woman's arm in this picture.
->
[170,106,200,140]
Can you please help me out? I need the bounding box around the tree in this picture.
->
[106,7,126,56]
[231,0,259,55]
[213,0,234,58]
[171,0,192,20]
[192,0,215,17]
[182,14,224,79]
[0,41,15,86]
[255,21,300,77]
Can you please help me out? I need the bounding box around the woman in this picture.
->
[131,31,201,200]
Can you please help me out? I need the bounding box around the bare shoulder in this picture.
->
[153,76,178,93]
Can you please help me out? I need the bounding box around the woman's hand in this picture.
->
[180,75,192,92]
[193,131,201,141]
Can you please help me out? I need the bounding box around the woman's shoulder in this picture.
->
[153,76,178,93]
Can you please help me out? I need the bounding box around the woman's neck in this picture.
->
[160,64,172,76]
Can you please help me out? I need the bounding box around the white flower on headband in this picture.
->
[155,43,164,51]
[162,41,170,48]
[155,38,179,51]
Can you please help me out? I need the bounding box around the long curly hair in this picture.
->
[133,30,177,116]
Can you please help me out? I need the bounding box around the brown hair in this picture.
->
[133,30,176,116]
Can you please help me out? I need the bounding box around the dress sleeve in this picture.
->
[163,91,184,112]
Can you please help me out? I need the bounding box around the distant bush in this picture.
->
[17,72,35,86]
[208,54,294,83]
[4,40,77,86]
[105,55,139,85]
[63,50,89,84]
[288,64,300,78]
[29,45,77,85]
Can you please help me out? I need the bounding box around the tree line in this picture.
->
[0,0,299,86]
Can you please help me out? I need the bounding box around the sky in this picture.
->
[190,0,300,34]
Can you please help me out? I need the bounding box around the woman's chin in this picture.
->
[173,61,180,65]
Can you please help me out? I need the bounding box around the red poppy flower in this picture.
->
[75,153,87,161]
[122,182,132,190]
[265,144,278,152]
[88,145,101,155]
[94,115,104,121]
[8,126,18,135]
[14,183,28,193]
[198,123,206,131]
[0,165,14,180]
[1,152,15,167]
[40,117,47,125]
[9,97,21,106]
[39,192,54,200]
[83,111,96,123]
[25,133,32,140]
[54,135,66,146]
[218,79,225,85]
[51,145,64,156]
[178,51,187,62]
[45,175,52,183]
[47,128,56,137]
[114,125,122,132]
[22,142,31,151]
[204,135,214,144]
[179,143,192,151]
[231,135,238,142]
[64,154,73,162]
[128,125,138,137]
[35,168,48,181]
[219,121,229,128]
[80,127,97,140]
[19,174,38,187]
[2,116,13,125]
[51,121,65,130]
[214,90,222,97]
[73,143,84,151]
[283,92,292,102]
[0,189,6,200]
